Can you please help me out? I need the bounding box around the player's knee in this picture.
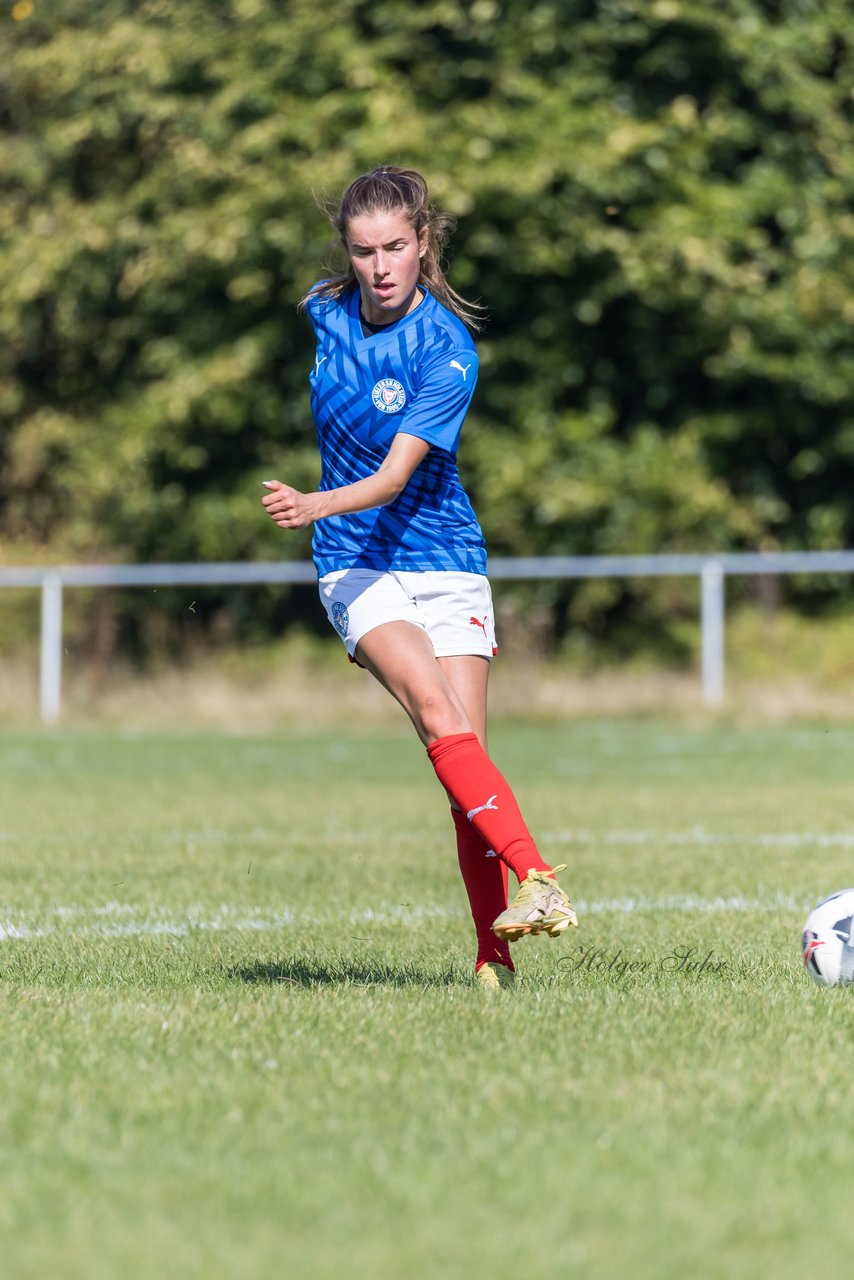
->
[414,690,470,742]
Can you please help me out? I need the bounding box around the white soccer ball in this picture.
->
[802,889,854,986]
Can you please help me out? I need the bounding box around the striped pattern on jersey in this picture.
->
[306,287,487,576]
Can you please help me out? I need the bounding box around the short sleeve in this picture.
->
[396,348,479,453]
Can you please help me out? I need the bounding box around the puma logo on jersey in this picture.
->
[467,795,498,821]
[314,353,328,375]
[470,615,488,637]
[450,359,471,380]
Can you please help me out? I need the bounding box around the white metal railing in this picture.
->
[4,551,854,723]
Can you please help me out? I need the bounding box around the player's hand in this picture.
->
[261,480,318,529]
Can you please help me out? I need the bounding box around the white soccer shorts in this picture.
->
[318,568,497,661]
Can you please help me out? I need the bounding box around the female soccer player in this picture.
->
[262,166,577,989]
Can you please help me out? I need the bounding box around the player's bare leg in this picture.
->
[356,627,515,984]
[354,620,473,744]
[355,626,575,976]
[355,619,572,896]
[437,654,489,750]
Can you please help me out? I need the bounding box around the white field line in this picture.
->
[0,891,811,942]
[4,825,854,851]
[168,825,854,849]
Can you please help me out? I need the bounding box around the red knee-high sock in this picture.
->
[427,733,553,884]
[451,809,514,972]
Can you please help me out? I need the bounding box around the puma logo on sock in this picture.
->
[467,795,499,821]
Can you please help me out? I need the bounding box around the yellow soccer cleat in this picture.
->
[475,961,516,991]
[492,864,579,941]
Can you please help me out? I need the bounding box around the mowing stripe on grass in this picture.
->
[545,828,854,848]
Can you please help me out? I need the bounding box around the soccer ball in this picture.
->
[802,889,854,986]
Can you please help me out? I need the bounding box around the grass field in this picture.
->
[1,718,852,1279]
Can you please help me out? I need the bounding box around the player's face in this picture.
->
[345,210,427,325]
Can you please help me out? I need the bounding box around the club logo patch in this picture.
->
[371,378,407,413]
[331,601,349,639]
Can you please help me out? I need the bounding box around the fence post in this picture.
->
[701,560,725,707]
[40,572,63,725]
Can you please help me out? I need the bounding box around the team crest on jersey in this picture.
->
[331,601,349,639]
[371,378,407,414]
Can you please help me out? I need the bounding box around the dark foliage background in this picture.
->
[2,0,853,660]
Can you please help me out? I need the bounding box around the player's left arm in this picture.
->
[393,347,479,451]
[261,432,430,529]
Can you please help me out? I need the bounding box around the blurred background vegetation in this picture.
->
[2,0,853,676]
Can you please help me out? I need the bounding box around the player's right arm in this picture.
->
[261,432,430,530]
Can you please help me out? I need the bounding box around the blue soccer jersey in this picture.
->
[305,287,487,576]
